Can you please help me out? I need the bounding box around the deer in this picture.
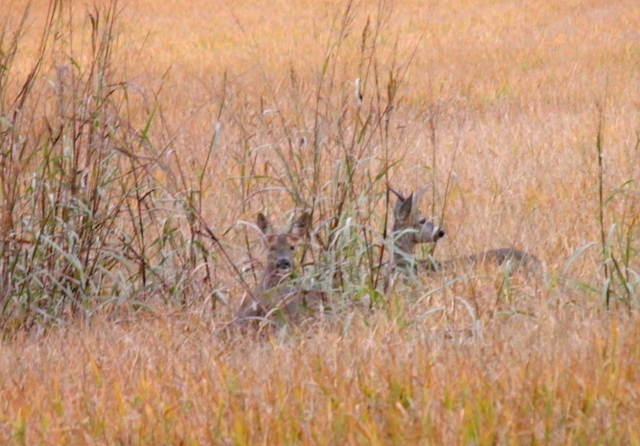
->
[237,211,330,326]
[391,186,544,279]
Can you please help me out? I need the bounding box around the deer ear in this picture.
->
[292,212,310,236]
[394,193,414,222]
[257,213,272,235]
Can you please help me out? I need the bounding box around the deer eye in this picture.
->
[290,246,295,251]
[419,218,427,225]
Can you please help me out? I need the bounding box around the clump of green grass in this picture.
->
[222,0,439,319]
[559,104,639,311]
[0,0,230,331]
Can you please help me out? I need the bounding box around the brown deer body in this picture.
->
[424,247,542,275]
[392,188,544,278]
[237,212,329,326]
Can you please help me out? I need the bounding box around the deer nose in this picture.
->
[275,258,292,270]
[434,227,446,241]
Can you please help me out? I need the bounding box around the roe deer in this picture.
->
[237,212,330,326]
[391,186,446,272]
[391,188,543,278]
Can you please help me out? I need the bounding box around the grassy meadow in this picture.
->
[1,0,639,443]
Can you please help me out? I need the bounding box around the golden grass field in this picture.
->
[1,0,640,443]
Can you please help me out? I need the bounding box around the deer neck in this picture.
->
[392,226,418,271]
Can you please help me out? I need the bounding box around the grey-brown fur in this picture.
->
[237,212,329,326]
[424,247,543,276]
[392,188,446,271]
[392,188,543,277]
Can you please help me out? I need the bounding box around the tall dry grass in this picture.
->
[1,311,639,443]
[0,0,639,443]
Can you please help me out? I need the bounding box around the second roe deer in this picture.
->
[237,212,330,326]
[391,187,544,278]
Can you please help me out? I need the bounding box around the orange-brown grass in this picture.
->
[1,0,640,442]
[0,310,639,444]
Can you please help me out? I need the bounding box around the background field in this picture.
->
[1,0,639,443]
